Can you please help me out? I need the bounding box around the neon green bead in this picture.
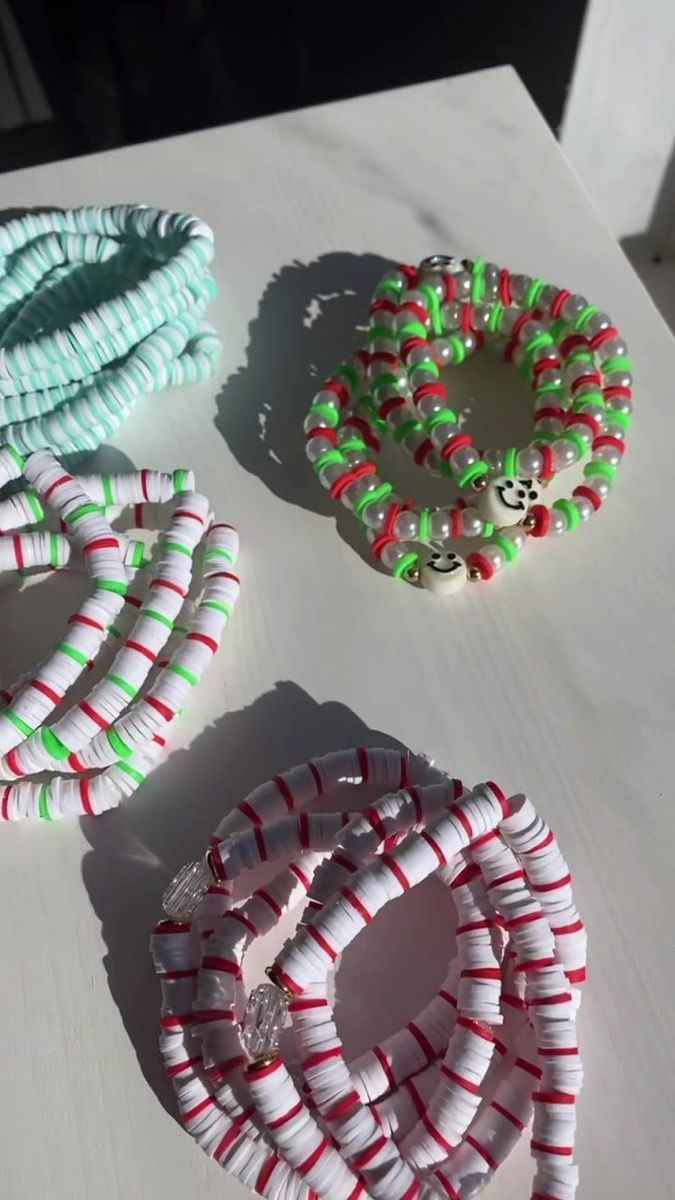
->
[492,535,518,563]
[426,409,458,431]
[5,710,34,737]
[393,419,421,444]
[108,674,138,699]
[309,403,339,427]
[565,430,589,459]
[449,335,466,365]
[397,321,427,341]
[489,302,504,333]
[117,761,145,785]
[409,359,439,380]
[553,498,581,531]
[418,284,443,335]
[526,279,545,309]
[370,372,401,393]
[602,356,633,375]
[585,460,617,482]
[38,785,53,821]
[457,461,488,489]
[107,727,133,757]
[355,482,392,520]
[393,551,419,579]
[471,259,486,304]
[574,304,598,332]
[418,509,431,542]
[503,447,518,477]
[41,728,70,760]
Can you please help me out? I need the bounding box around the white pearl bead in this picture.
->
[430,421,458,451]
[589,477,612,502]
[517,447,543,476]
[394,511,419,540]
[552,439,577,470]
[574,496,594,521]
[417,394,446,420]
[596,445,621,468]
[482,544,505,571]
[305,436,334,463]
[460,510,484,538]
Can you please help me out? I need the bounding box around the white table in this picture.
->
[1,66,673,1200]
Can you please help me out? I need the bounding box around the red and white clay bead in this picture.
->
[0,444,240,820]
[152,747,586,1200]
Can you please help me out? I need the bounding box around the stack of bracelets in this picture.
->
[305,254,631,593]
[152,747,586,1200]
[0,443,240,821]
[0,205,221,455]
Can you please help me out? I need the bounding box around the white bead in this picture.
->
[552,439,578,470]
[305,436,334,463]
[549,510,567,536]
[482,544,505,572]
[574,495,594,521]
[394,510,419,540]
[420,550,467,596]
[477,477,541,527]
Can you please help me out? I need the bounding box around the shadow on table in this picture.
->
[79,679,456,1120]
[215,251,541,569]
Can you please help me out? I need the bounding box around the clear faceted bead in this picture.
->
[162,860,212,921]
[241,983,288,1062]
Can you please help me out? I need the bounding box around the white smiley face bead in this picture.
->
[477,476,542,526]
[420,549,467,595]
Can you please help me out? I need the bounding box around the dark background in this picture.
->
[1,0,588,173]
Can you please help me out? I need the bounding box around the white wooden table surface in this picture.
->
[0,66,673,1200]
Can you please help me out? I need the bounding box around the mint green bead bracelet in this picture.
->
[0,205,221,455]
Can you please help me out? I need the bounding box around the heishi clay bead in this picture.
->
[152,747,586,1200]
[306,255,632,592]
[0,206,221,455]
[0,444,240,821]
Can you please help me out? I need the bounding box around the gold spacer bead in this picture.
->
[205,847,221,882]
[468,566,482,582]
[471,475,488,491]
[265,964,293,998]
[406,566,420,584]
[245,1053,281,1075]
[522,512,537,531]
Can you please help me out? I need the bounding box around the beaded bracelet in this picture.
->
[305,255,631,593]
[0,444,240,820]
[0,206,220,455]
[153,747,586,1200]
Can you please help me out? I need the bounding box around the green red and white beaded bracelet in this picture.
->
[0,444,240,821]
[305,256,631,594]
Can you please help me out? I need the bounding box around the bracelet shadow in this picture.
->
[79,679,457,1121]
[214,251,539,573]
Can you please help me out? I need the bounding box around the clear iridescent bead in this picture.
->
[162,859,212,921]
[241,983,288,1062]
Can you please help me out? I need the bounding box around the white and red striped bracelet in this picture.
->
[152,747,586,1200]
[0,444,240,820]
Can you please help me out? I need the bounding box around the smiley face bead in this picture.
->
[476,476,542,527]
[420,549,467,595]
